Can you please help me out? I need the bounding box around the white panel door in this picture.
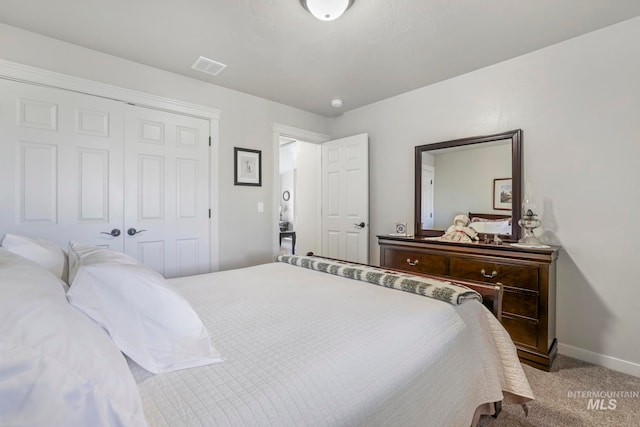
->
[124,105,210,278]
[321,133,369,263]
[421,165,435,229]
[0,79,125,251]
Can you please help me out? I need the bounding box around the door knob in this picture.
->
[354,222,366,229]
[127,228,147,236]
[100,228,121,237]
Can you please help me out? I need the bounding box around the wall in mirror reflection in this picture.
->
[420,139,511,230]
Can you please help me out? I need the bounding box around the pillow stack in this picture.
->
[0,247,147,426]
[67,241,223,374]
[1,234,223,426]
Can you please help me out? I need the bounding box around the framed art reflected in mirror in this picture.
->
[493,178,512,211]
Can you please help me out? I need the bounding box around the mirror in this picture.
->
[414,129,522,241]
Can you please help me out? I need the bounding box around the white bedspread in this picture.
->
[129,262,533,427]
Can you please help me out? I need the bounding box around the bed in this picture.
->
[467,212,513,236]
[1,237,533,427]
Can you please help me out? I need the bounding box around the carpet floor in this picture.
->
[477,354,640,427]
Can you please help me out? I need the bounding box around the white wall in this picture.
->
[330,17,640,375]
[0,23,329,271]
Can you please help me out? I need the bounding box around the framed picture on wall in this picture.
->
[234,147,262,186]
[493,178,512,211]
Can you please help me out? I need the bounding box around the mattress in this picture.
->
[129,262,533,426]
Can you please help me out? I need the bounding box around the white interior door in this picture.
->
[123,104,210,278]
[321,133,369,263]
[0,79,125,251]
[421,165,434,229]
[0,79,211,279]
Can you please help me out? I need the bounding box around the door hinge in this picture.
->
[209,136,211,147]
[208,209,211,218]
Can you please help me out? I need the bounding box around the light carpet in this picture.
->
[478,354,640,426]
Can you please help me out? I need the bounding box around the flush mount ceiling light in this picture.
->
[299,0,355,21]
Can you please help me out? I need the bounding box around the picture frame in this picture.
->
[395,222,407,235]
[493,178,512,211]
[234,147,262,186]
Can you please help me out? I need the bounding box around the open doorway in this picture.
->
[278,137,321,256]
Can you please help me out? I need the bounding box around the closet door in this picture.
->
[0,79,125,251]
[123,105,210,278]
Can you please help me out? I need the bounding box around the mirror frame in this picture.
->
[414,129,522,241]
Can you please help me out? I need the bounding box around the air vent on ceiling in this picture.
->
[191,56,227,76]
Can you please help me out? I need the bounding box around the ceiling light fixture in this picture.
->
[331,99,343,108]
[299,0,355,21]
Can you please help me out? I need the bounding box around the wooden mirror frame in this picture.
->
[414,129,522,241]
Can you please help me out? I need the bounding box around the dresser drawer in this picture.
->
[502,288,539,319]
[502,316,538,348]
[377,236,560,371]
[381,247,446,276]
[449,257,539,291]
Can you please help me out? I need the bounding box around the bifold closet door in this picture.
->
[123,104,210,278]
[0,79,211,278]
[0,79,125,252]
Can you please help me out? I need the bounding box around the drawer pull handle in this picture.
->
[406,258,419,266]
[480,269,498,278]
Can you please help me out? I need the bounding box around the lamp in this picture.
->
[299,0,355,21]
[518,184,542,246]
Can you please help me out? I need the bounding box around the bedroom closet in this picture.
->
[0,78,212,278]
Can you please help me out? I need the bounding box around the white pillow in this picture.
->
[1,233,69,285]
[67,241,138,285]
[0,248,147,427]
[469,220,511,235]
[67,242,223,374]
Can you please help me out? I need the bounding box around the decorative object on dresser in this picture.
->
[439,214,479,242]
[516,183,547,248]
[378,235,560,371]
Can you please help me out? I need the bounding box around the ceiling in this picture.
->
[1,1,640,117]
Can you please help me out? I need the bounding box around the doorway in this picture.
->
[278,137,321,256]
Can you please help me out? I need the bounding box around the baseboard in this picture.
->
[558,343,640,377]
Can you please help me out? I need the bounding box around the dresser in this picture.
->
[378,235,560,371]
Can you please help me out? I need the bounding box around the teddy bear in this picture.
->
[439,214,479,242]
